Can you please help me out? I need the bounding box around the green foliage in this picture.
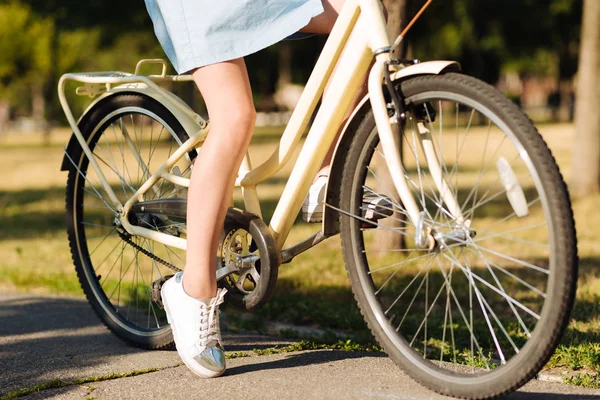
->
[250,339,383,355]
[564,373,600,389]
[0,2,54,107]
[548,343,600,372]
[410,0,582,81]
[0,0,163,120]
[0,379,70,400]
[0,367,167,400]
[226,351,251,359]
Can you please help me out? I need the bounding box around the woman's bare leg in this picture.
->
[183,58,255,299]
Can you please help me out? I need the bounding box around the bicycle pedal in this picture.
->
[151,275,173,309]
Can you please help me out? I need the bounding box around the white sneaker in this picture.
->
[161,272,227,378]
[302,175,328,222]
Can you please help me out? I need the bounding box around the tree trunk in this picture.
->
[376,0,410,251]
[0,102,9,136]
[571,0,600,196]
[32,82,45,123]
[277,42,293,89]
[383,0,411,58]
[31,82,51,146]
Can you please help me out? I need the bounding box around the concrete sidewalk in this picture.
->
[1,293,599,399]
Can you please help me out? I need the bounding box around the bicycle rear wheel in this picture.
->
[339,73,577,398]
[65,93,194,348]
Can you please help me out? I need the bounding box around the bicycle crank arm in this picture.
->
[216,254,261,281]
[216,262,239,281]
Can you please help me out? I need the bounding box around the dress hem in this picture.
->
[174,1,324,74]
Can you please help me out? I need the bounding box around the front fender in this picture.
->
[322,60,461,236]
[60,84,205,171]
[390,60,460,81]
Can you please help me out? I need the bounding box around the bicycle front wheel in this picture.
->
[339,73,577,398]
[66,93,194,349]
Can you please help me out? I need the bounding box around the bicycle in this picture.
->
[58,0,578,398]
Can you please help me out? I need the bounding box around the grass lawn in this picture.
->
[1,123,599,387]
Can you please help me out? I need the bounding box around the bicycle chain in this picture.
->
[117,228,182,273]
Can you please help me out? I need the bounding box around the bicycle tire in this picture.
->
[66,93,194,349]
[339,73,577,399]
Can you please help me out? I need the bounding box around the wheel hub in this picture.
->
[432,225,476,252]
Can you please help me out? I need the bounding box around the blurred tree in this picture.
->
[410,0,582,85]
[571,0,600,195]
[19,0,150,33]
[0,2,54,122]
[0,0,163,123]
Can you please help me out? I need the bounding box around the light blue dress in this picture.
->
[145,0,324,74]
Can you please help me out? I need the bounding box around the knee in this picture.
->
[212,104,256,146]
[230,106,256,138]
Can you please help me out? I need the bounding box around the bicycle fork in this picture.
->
[368,53,467,249]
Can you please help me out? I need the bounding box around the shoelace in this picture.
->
[198,289,227,347]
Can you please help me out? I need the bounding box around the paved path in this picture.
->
[1,293,599,400]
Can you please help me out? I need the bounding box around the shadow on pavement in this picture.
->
[0,293,153,396]
[508,392,600,399]
[226,349,383,376]
[0,293,375,398]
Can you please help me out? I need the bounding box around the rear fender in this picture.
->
[60,84,205,171]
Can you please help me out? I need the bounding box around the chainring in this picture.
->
[217,208,280,310]
[220,227,261,295]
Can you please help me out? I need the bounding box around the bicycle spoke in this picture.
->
[94,152,137,194]
[381,268,422,312]
[441,252,540,320]
[396,270,429,331]
[135,238,162,329]
[434,257,490,370]
[65,150,118,214]
[98,132,128,197]
[477,206,543,237]
[95,239,124,278]
[461,242,535,335]
[408,274,447,349]
[88,228,118,256]
[447,249,505,364]
[82,221,113,229]
[369,251,436,274]
[474,231,549,249]
[107,249,136,299]
[470,243,549,275]
[110,122,135,192]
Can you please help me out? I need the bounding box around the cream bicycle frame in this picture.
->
[58,0,463,253]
